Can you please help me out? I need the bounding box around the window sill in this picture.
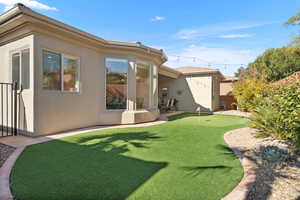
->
[105,109,127,112]
[41,90,81,95]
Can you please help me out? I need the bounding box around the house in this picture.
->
[0,4,223,136]
[158,66,223,112]
[219,76,238,110]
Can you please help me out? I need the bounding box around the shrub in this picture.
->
[261,146,289,164]
[250,81,300,149]
[232,77,268,112]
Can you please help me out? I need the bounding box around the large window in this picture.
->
[136,63,150,109]
[63,56,80,92]
[106,58,128,109]
[43,50,80,92]
[12,49,30,90]
[43,51,61,90]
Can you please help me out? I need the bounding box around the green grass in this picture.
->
[11,113,249,200]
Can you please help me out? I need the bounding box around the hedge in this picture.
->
[250,81,300,150]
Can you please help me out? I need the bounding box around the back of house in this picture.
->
[0,4,224,137]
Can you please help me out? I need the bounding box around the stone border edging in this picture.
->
[0,147,24,200]
[221,128,257,200]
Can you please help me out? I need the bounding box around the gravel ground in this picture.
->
[0,143,15,168]
[226,127,300,200]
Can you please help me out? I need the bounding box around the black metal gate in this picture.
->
[0,82,18,137]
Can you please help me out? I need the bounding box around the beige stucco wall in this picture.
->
[0,35,35,134]
[0,5,166,136]
[33,34,159,135]
[0,32,221,136]
[211,75,221,111]
[159,74,214,112]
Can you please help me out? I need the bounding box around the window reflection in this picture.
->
[21,49,30,89]
[12,49,30,90]
[106,58,128,109]
[43,51,61,90]
[63,57,79,92]
[43,51,80,92]
[136,63,150,109]
[12,53,20,88]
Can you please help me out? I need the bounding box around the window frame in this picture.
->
[212,76,215,100]
[10,48,30,91]
[42,49,81,93]
[135,60,152,110]
[105,57,129,111]
[61,54,81,93]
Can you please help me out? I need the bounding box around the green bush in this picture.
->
[232,77,268,112]
[250,81,300,149]
[262,146,289,164]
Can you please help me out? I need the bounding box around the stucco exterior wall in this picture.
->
[220,96,237,110]
[0,35,34,134]
[211,75,221,111]
[220,80,237,110]
[159,74,213,112]
[33,34,159,135]
[0,4,164,136]
[34,34,102,135]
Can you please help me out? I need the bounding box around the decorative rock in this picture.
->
[0,143,15,168]
[222,127,300,200]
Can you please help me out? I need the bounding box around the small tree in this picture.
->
[232,68,268,112]
[234,66,246,78]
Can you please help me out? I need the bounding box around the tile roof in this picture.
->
[273,71,300,86]
[223,76,239,82]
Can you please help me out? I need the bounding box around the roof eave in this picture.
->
[107,40,168,63]
[182,70,225,79]
[181,70,218,75]
[0,3,167,64]
[0,4,24,25]
[158,65,181,79]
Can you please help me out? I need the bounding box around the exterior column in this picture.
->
[127,58,136,111]
[152,65,158,109]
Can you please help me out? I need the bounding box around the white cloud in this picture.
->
[165,45,261,75]
[219,34,252,38]
[150,16,165,22]
[174,29,201,40]
[0,0,58,11]
[173,21,275,40]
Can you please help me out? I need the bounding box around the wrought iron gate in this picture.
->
[0,82,19,137]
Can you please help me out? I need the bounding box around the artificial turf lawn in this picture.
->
[11,113,249,200]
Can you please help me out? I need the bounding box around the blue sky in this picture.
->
[0,0,299,75]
